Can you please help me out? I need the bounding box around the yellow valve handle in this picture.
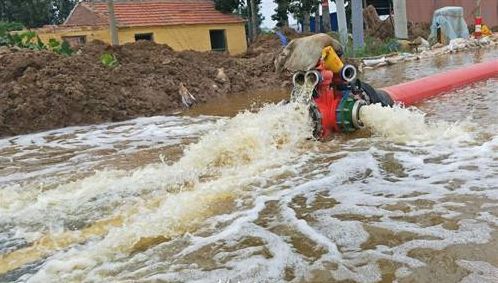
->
[321,46,344,73]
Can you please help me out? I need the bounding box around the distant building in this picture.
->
[36,0,247,55]
[365,0,391,16]
[405,0,498,27]
[366,0,498,27]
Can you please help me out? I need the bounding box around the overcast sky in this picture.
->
[260,0,337,29]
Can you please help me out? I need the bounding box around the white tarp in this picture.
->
[428,6,470,44]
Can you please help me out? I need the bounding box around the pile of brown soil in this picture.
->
[363,5,431,41]
[0,41,285,137]
[244,27,306,58]
[363,5,394,40]
[408,22,431,40]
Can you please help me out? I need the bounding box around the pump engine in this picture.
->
[290,46,392,139]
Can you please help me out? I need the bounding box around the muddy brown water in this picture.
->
[1,49,498,283]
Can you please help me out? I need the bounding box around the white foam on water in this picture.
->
[3,78,498,283]
[0,116,222,254]
[457,260,498,283]
[20,102,313,282]
[359,103,473,143]
[0,116,218,187]
[311,214,369,252]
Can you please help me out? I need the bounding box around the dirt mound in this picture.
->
[0,41,284,137]
[245,27,307,58]
[363,5,394,40]
[408,22,431,40]
[363,5,430,41]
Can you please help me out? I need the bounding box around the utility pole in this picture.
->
[336,0,348,45]
[351,0,364,50]
[250,0,258,41]
[393,0,408,39]
[247,3,253,41]
[303,10,310,32]
[322,0,331,32]
[314,3,320,32]
[107,0,119,46]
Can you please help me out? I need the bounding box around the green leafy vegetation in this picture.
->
[272,0,291,28]
[100,53,119,68]
[48,38,74,56]
[0,21,25,33]
[214,0,264,41]
[344,36,400,58]
[214,0,243,13]
[0,31,44,50]
[0,0,77,28]
[0,28,73,56]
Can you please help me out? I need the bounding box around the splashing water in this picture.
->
[359,103,473,143]
[290,80,316,105]
[2,72,498,282]
[2,102,313,282]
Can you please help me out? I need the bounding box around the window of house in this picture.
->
[209,30,227,52]
[62,36,87,48]
[135,33,154,42]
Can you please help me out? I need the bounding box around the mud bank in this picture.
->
[0,40,285,137]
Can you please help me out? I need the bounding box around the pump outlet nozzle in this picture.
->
[336,97,366,132]
[340,64,357,82]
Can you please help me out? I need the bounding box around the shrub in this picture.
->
[0,29,73,56]
[0,21,25,34]
[48,38,74,56]
[100,53,119,68]
[344,36,399,58]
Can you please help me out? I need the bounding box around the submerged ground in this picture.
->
[0,48,498,282]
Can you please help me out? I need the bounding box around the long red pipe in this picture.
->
[381,59,498,106]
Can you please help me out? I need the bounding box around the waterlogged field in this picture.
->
[1,50,498,282]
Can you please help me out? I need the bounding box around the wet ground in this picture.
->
[1,48,498,283]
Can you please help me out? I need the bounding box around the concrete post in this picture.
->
[393,0,408,39]
[322,0,331,32]
[315,4,320,33]
[250,0,258,41]
[351,0,364,49]
[336,0,348,45]
[107,0,119,46]
[303,11,311,32]
[247,4,253,41]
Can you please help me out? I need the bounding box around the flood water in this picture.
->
[1,49,498,283]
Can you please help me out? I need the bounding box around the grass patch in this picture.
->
[344,36,400,58]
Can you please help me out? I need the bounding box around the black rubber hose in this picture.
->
[359,81,394,107]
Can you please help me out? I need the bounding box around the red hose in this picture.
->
[381,59,498,106]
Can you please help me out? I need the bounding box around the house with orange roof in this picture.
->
[36,0,247,54]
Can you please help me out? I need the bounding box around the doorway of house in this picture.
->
[209,30,227,52]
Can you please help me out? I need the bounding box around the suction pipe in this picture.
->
[380,59,498,106]
[347,59,498,130]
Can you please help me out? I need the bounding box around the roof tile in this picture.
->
[67,0,245,27]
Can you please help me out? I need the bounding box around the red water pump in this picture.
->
[291,42,498,140]
[313,61,366,138]
[291,58,367,139]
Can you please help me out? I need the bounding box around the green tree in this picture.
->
[51,0,77,24]
[214,0,263,42]
[272,0,290,28]
[3,0,52,27]
[289,0,320,32]
[0,0,77,28]
[214,0,244,13]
